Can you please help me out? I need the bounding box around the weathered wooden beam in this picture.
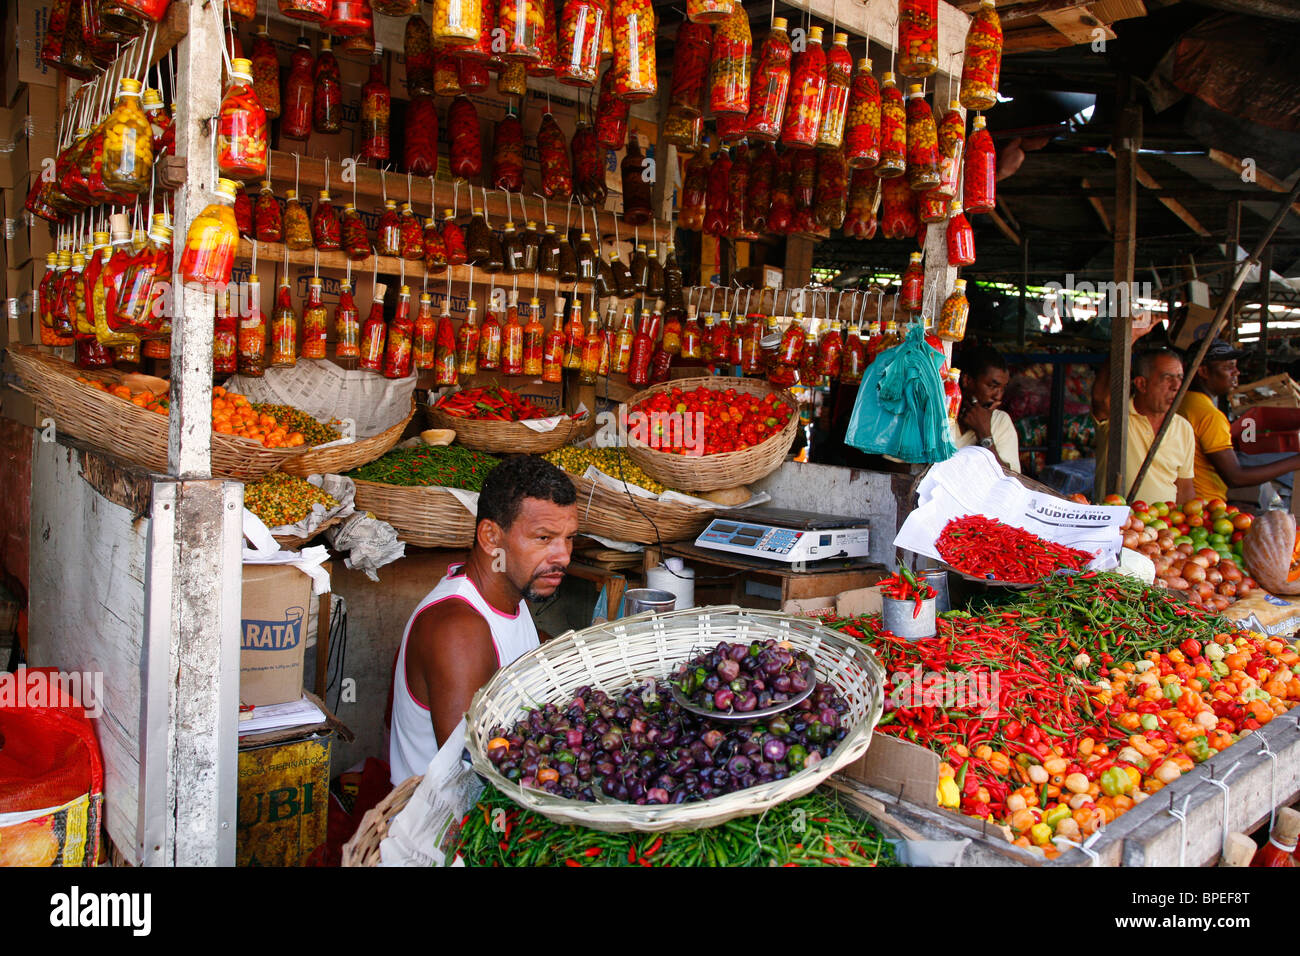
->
[1080,177,1113,234]
[1133,160,1211,237]
[1104,84,1140,500]
[986,207,1022,245]
[1207,149,1300,217]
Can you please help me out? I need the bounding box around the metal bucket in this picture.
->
[624,588,676,616]
[881,595,937,640]
[919,568,951,613]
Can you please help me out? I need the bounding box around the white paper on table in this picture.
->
[581,533,644,553]
[241,510,334,594]
[238,694,326,736]
[894,447,1130,571]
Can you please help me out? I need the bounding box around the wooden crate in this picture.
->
[1229,373,1300,412]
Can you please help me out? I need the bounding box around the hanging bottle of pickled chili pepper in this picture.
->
[702,147,731,236]
[781,26,826,149]
[327,0,373,37]
[528,0,560,77]
[898,0,938,79]
[448,95,483,179]
[313,190,342,251]
[335,278,361,359]
[817,313,843,377]
[458,55,491,94]
[620,133,653,225]
[302,275,329,359]
[405,15,436,96]
[626,308,653,386]
[744,18,791,141]
[778,311,807,366]
[799,316,823,386]
[877,73,906,178]
[270,274,298,368]
[965,115,996,214]
[255,181,283,242]
[499,221,523,274]
[432,0,482,48]
[960,0,1001,112]
[609,306,632,372]
[670,20,712,118]
[579,308,602,384]
[282,37,314,140]
[660,306,682,356]
[679,152,709,231]
[648,311,673,384]
[418,215,445,273]
[404,95,439,175]
[881,174,919,239]
[501,291,524,374]
[237,274,267,375]
[493,112,526,193]
[464,208,492,263]
[359,283,388,372]
[478,299,502,370]
[947,203,976,266]
[179,179,243,286]
[37,254,70,347]
[900,252,925,313]
[101,78,154,195]
[142,90,175,158]
[674,304,699,360]
[839,318,865,382]
[382,284,415,378]
[522,297,545,374]
[456,298,481,375]
[342,203,372,260]
[816,33,853,150]
[595,67,630,149]
[247,30,281,124]
[399,203,425,261]
[709,4,750,116]
[434,304,459,384]
[538,112,573,200]
[412,291,437,372]
[235,189,255,238]
[845,58,881,169]
[361,58,391,163]
[314,36,343,134]
[443,210,469,265]
[608,248,633,299]
[905,86,940,192]
[537,222,562,276]
[557,0,605,87]
[611,0,657,101]
[937,278,969,341]
[542,300,566,382]
[218,59,268,182]
[498,61,527,96]
[521,220,540,271]
[283,189,314,251]
[376,199,402,257]
[563,298,585,368]
[932,103,965,201]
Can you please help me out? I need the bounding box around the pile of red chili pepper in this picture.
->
[453,783,899,867]
[880,568,936,619]
[829,571,1300,858]
[936,514,1094,583]
[434,384,583,422]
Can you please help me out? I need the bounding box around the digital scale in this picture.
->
[694,507,871,564]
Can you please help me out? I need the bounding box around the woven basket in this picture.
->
[352,478,477,548]
[281,398,416,477]
[566,471,715,545]
[340,775,423,867]
[427,402,586,454]
[466,606,885,833]
[272,514,344,551]
[7,347,310,481]
[623,377,800,493]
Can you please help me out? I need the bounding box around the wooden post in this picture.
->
[1225,200,1241,336]
[1018,232,1029,348]
[784,236,815,287]
[1103,81,1141,499]
[1259,246,1272,372]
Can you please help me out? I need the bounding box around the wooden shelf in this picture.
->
[265,150,672,246]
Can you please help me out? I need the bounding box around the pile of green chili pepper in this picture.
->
[345,445,501,490]
[454,784,900,867]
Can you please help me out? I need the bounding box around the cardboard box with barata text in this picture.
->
[241,563,312,707]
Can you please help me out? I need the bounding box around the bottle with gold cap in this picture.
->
[376,198,402,257]
[542,297,566,383]
[877,72,907,179]
[563,297,585,369]
[781,26,826,150]
[103,77,153,194]
[938,279,970,341]
[613,306,635,373]
[413,291,437,370]
[271,273,298,368]
[313,35,343,134]
[433,302,458,385]
[359,282,388,372]
[142,87,175,157]
[383,284,415,378]
[905,85,941,192]
[522,297,544,375]
[255,180,283,242]
[180,178,242,286]
[333,278,360,361]
[455,297,480,377]
[745,17,792,142]
[238,274,267,375]
[398,202,424,261]
[283,188,314,250]
[501,290,524,375]
[312,189,341,251]
[302,276,329,359]
[95,215,138,344]
[579,308,603,385]
[218,57,268,181]
[213,286,238,375]
[478,294,502,371]
[38,253,72,346]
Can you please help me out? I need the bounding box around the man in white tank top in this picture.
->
[389,456,578,784]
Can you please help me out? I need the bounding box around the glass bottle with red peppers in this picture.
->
[456,299,481,376]
[478,298,502,370]
[255,181,283,242]
[898,0,938,78]
[817,314,843,378]
[359,283,388,372]
[247,31,281,125]
[327,0,374,38]
[563,298,585,369]
[839,318,865,383]
[376,199,402,257]
[442,210,469,265]
[361,58,391,164]
[435,50,464,96]
[678,152,709,231]
[594,67,629,150]
[571,124,606,205]
[946,203,976,266]
[579,308,603,384]
[217,58,267,182]
[671,20,712,117]
[282,38,315,140]
[816,33,853,150]
[905,86,940,193]
[745,18,791,141]
[960,0,1002,112]
[648,311,673,384]
[609,306,632,372]
[493,112,526,193]
[414,292,437,370]
[214,287,239,374]
[557,0,604,88]
[626,308,653,386]
[238,274,267,375]
[964,115,997,214]
[143,89,175,158]
[844,58,881,169]
[302,275,329,359]
[313,189,342,251]
[881,176,919,240]
[876,73,906,179]
[702,147,731,236]
[382,285,415,378]
[528,0,560,78]
[399,203,425,261]
[270,275,298,368]
[538,113,573,200]
[404,96,439,176]
[459,56,491,94]
[313,36,343,134]
[931,103,965,201]
[501,291,524,374]
[708,4,750,116]
[900,252,925,313]
[781,26,826,149]
[542,298,566,382]
[1251,808,1300,867]
[335,278,361,359]
[433,304,459,384]
[235,190,254,238]
[448,95,483,179]
[342,203,371,260]
[406,15,436,96]
[522,296,545,375]
[424,215,447,273]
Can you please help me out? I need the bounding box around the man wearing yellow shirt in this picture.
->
[1094,348,1196,505]
[1178,338,1300,502]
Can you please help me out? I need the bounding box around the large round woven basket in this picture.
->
[352,478,477,548]
[427,402,586,454]
[623,377,799,493]
[281,397,416,477]
[7,346,311,480]
[566,471,715,545]
[466,606,885,833]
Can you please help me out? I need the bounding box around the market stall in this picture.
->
[5,0,1300,872]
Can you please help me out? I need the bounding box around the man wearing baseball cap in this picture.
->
[1178,337,1300,502]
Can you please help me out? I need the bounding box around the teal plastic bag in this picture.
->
[845,323,956,463]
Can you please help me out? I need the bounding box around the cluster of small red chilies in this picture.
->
[435,385,581,422]
[879,568,937,619]
[936,514,1094,583]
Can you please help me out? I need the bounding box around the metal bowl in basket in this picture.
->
[623,377,800,493]
[466,606,885,833]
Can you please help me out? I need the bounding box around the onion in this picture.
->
[1219,581,1237,597]
[1221,564,1243,583]
[1177,543,1194,556]
[1188,554,1210,569]
[1123,532,1139,549]
[1167,576,1188,590]
[1183,564,1206,584]
[1205,568,1223,586]
[1153,577,1170,589]
[1197,581,1215,602]
[1138,542,1159,557]
[1197,547,1220,566]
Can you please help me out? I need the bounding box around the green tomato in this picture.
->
[1174,535,1194,547]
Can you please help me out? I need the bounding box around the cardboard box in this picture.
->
[236,731,332,866]
[4,261,37,345]
[5,175,55,267]
[835,584,884,618]
[11,84,59,177]
[1172,303,1217,350]
[4,2,57,105]
[241,563,313,707]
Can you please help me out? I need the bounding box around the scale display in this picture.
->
[695,509,871,564]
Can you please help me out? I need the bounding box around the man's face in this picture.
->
[1135,354,1184,414]
[963,367,1009,406]
[496,498,579,602]
[1199,359,1238,397]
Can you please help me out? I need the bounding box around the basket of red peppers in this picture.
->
[428,384,589,453]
